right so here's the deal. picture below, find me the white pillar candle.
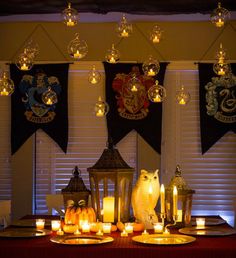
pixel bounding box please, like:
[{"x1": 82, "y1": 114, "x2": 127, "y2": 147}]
[
  {"x1": 51, "y1": 220, "x2": 61, "y2": 231},
  {"x1": 173, "y1": 186, "x2": 178, "y2": 217},
  {"x1": 160, "y1": 184, "x2": 165, "y2": 214},
  {"x1": 103, "y1": 197, "x2": 115, "y2": 222}
]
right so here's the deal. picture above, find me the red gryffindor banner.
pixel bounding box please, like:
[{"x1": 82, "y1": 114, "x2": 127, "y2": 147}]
[{"x1": 103, "y1": 62, "x2": 168, "y2": 154}]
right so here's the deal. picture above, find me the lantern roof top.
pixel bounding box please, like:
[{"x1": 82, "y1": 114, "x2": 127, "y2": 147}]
[
  {"x1": 166, "y1": 165, "x2": 195, "y2": 194},
  {"x1": 87, "y1": 139, "x2": 134, "y2": 171},
  {"x1": 62, "y1": 166, "x2": 90, "y2": 193}
]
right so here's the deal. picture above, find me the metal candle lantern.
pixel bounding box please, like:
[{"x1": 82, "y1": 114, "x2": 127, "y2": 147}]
[
  {"x1": 61, "y1": 166, "x2": 91, "y2": 208},
  {"x1": 87, "y1": 141, "x2": 134, "y2": 223},
  {"x1": 165, "y1": 165, "x2": 195, "y2": 228}
]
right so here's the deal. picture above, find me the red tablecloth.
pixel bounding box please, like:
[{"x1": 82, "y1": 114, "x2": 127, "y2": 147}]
[{"x1": 0, "y1": 215, "x2": 236, "y2": 258}]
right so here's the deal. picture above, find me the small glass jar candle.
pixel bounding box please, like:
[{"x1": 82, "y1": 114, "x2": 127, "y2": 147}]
[
  {"x1": 36, "y1": 219, "x2": 45, "y2": 230},
  {"x1": 81, "y1": 221, "x2": 90, "y2": 233},
  {"x1": 102, "y1": 223, "x2": 111, "y2": 233},
  {"x1": 51, "y1": 220, "x2": 61, "y2": 231},
  {"x1": 153, "y1": 222, "x2": 163, "y2": 233},
  {"x1": 124, "y1": 223, "x2": 133, "y2": 234},
  {"x1": 196, "y1": 218, "x2": 205, "y2": 229}
]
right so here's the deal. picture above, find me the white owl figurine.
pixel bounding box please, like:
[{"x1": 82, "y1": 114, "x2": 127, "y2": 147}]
[{"x1": 131, "y1": 169, "x2": 160, "y2": 229}]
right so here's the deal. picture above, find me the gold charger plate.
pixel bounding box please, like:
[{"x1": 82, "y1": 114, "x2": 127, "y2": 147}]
[
  {"x1": 10, "y1": 219, "x2": 51, "y2": 227},
  {"x1": 0, "y1": 228, "x2": 51, "y2": 238},
  {"x1": 132, "y1": 234, "x2": 196, "y2": 245},
  {"x1": 191, "y1": 218, "x2": 226, "y2": 226},
  {"x1": 179, "y1": 226, "x2": 236, "y2": 236},
  {"x1": 50, "y1": 235, "x2": 114, "y2": 245}
]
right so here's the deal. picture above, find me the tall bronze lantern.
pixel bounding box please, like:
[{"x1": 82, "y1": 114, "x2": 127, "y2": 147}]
[
  {"x1": 87, "y1": 141, "x2": 134, "y2": 223},
  {"x1": 165, "y1": 165, "x2": 195, "y2": 228}
]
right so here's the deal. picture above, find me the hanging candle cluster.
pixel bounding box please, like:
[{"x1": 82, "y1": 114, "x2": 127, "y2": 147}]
[
  {"x1": 150, "y1": 25, "x2": 163, "y2": 44},
  {"x1": 0, "y1": 71, "x2": 15, "y2": 96},
  {"x1": 210, "y1": 2, "x2": 230, "y2": 28},
  {"x1": 116, "y1": 14, "x2": 133, "y2": 38},
  {"x1": 68, "y1": 33, "x2": 88, "y2": 60},
  {"x1": 213, "y1": 43, "x2": 231, "y2": 76},
  {"x1": 62, "y1": 2, "x2": 78, "y2": 27},
  {"x1": 175, "y1": 85, "x2": 191, "y2": 105}
]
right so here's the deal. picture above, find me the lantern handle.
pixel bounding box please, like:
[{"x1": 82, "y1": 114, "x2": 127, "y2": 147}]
[{"x1": 73, "y1": 166, "x2": 81, "y2": 177}]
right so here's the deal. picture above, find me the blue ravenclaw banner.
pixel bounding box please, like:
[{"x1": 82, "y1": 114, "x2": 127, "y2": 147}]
[
  {"x1": 198, "y1": 63, "x2": 236, "y2": 154},
  {"x1": 10, "y1": 63, "x2": 70, "y2": 155},
  {"x1": 103, "y1": 62, "x2": 168, "y2": 154}
]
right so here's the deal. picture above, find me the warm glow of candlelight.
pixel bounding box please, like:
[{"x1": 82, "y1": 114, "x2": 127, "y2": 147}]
[
  {"x1": 103, "y1": 197, "x2": 115, "y2": 222},
  {"x1": 160, "y1": 184, "x2": 165, "y2": 214},
  {"x1": 121, "y1": 229, "x2": 128, "y2": 237},
  {"x1": 148, "y1": 69, "x2": 155, "y2": 76},
  {"x1": 21, "y1": 63, "x2": 29, "y2": 71},
  {"x1": 196, "y1": 218, "x2": 205, "y2": 229},
  {"x1": 125, "y1": 223, "x2": 133, "y2": 234},
  {"x1": 36, "y1": 219, "x2": 45, "y2": 230},
  {"x1": 121, "y1": 30, "x2": 129, "y2": 37},
  {"x1": 153, "y1": 222, "x2": 163, "y2": 233},
  {"x1": 51, "y1": 220, "x2": 61, "y2": 231},
  {"x1": 173, "y1": 186, "x2": 178, "y2": 217},
  {"x1": 73, "y1": 50, "x2": 82, "y2": 58},
  {"x1": 0, "y1": 88, "x2": 9, "y2": 96},
  {"x1": 102, "y1": 223, "x2": 112, "y2": 233},
  {"x1": 142, "y1": 229, "x2": 149, "y2": 236},
  {"x1": 216, "y1": 18, "x2": 224, "y2": 27}
]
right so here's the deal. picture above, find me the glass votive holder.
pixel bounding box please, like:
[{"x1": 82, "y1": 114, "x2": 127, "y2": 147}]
[
  {"x1": 51, "y1": 220, "x2": 61, "y2": 231},
  {"x1": 153, "y1": 222, "x2": 163, "y2": 233},
  {"x1": 102, "y1": 223, "x2": 111, "y2": 233},
  {"x1": 36, "y1": 219, "x2": 45, "y2": 230},
  {"x1": 81, "y1": 221, "x2": 90, "y2": 233},
  {"x1": 121, "y1": 229, "x2": 128, "y2": 237},
  {"x1": 196, "y1": 218, "x2": 205, "y2": 229},
  {"x1": 124, "y1": 223, "x2": 133, "y2": 234}
]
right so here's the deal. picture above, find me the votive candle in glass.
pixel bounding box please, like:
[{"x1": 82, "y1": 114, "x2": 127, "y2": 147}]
[
  {"x1": 121, "y1": 229, "x2": 128, "y2": 237},
  {"x1": 153, "y1": 222, "x2": 163, "y2": 233},
  {"x1": 102, "y1": 223, "x2": 111, "y2": 233},
  {"x1": 36, "y1": 219, "x2": 45, "y2": 230},
  {"x1": 124, "y1": 223, "x2": 133, "y2": 234},
  {"x1": 51, "y1": 220, "x2": 61, "y2": 231},
  {"x1": 196, "y1": 218, "x2": 205, "y2": 229},
  {"x1": 81, "y1": 221, "x2": 90, "y2": 233}
]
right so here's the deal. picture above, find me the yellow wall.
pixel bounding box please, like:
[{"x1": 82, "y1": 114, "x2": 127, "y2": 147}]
[{"x1": 0, "y1": 20, "x2": 235, "y2": 62}]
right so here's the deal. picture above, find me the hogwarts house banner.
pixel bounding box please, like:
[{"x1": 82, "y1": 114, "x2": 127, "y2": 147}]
[
  {"x1": 10, "y1": 63, "x2": 70, "y2": 155},
  {"x1": 104, "y1": 62, "x2": 168, "y2": 154},
  {"x1": 198, "y1": 63, "x2": 236, "y2": 154}
]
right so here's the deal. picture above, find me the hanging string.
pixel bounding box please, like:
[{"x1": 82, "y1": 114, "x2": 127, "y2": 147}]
[
  {"x1": 10, "y1": 23, "x2": 69, "y2": 62},
  {"x1": 134, "y1": 23, "x2": 166, "y2": 61},
  {"x1": 197, "y1": 21, "x2": 236, "y2": 64}
]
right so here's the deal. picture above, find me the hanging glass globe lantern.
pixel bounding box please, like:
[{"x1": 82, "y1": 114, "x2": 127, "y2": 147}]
[
  {"x1": 62, "y1": 2, "x2": 78, "y2": 27},
  {"x1": 117, "y1": 14, "x2": 133, "y2": 38},
  {"x1": 67, "y1": 33, "x2": 88, "y2": 60},
  {"x1": 148, "y1": 80, "x2": 166, "y2": 103},
  {"x1": 127, "y1": 74, "x2": 142, "y2": 93},
  {"x1": 213, "y1": 62, "x2": 231, "y2": 76},
  {"x1": 0, "y1": 71, "x2": 15, "y2": 96},
  {"x1": 142, "y1": 55, "x2": 160, "y2": 77},
  {"x1": 42, "y1": 87, "x2": 58, "y2": 105},
  {"x1": 105, "y1": 44, "x2": 120, "y2": 64},
  {"x1": 15, "y1": 48, "x2": 34, "y2": 71},
  {"x1": 210, "y1": 2, "x2": 230, "y2": 28},
  {"x1": 94, "y1": 96, "x2": 109, "y2": 117},
  {"x1": 150, "y1": 25, "x2": 163, "y2": 44},
  {"x1": 88, "y1": 65, "x2": 101, "y2": 85},
  {"x1": 175, "y1": 85, "x2": 191, "y2": 105}
]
